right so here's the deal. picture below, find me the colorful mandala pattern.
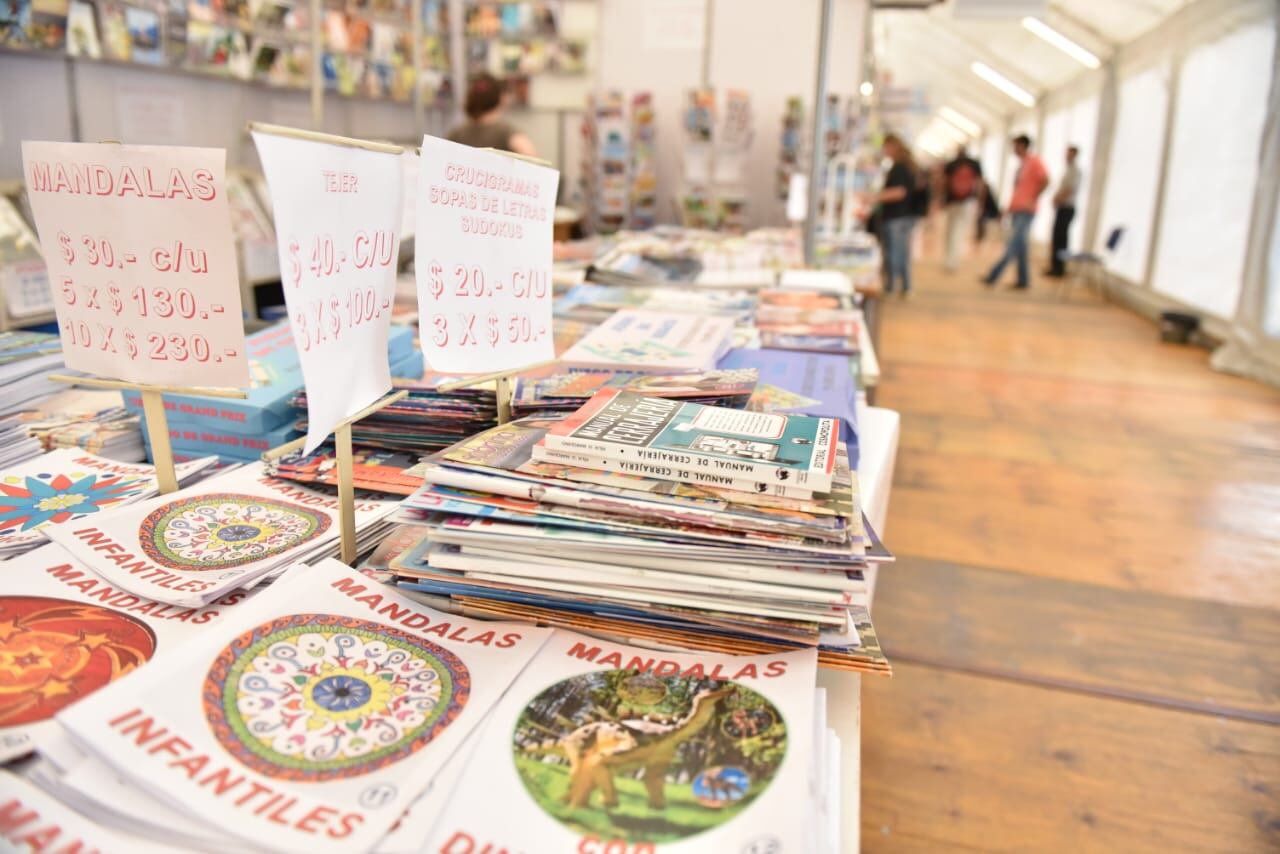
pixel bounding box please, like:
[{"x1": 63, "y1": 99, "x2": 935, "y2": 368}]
[
  {"x1": 0, "y1": 595, "x2": 157, "y2": 726},
  {"x1": 0, "y1": 470, "x2": 149, "y2": 537},
  {"x1": 203, "y1": 614, "x2": 470, "y2": 782},
  {"x1": 139, "y1": 493, "x2": 331, "y2": 571}
]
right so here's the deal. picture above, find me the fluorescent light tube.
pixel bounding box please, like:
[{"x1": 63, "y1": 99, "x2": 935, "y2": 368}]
[
  {"x1": 939, "y1": 106, "x2": 982, "y2": 137},
  {"x1": 1022, "y1": 17, "x2": 1101, "y2": 69},
  {"x1": 971, "y1": 61, "x2": 1036, "y2": 107}
]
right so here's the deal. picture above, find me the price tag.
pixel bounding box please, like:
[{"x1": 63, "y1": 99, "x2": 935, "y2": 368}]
[
  {"x1": 252, "y1": 130, "x2": 403, "y2": 454},
  {"x1": 20, "y1": 141, "x2": 248, "y2": 387},
  {"x1": 415, "y1": 136, "x2": 558, "y2": 373}
]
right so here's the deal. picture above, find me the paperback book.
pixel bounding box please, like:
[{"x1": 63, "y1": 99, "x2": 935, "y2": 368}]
[
  {"x1": 56, "y1": 559, "x2": 553, "y2": 853},
  {"x1": 0, "y1": 543, "x2": 260, "y2": 763},
  {"x1": 425, "y1": 632, "x2": 817, "y2": 853},
  {"x1": 46, "y1": 462, "x2": 399, "y2": 607},
  {"x1": 542, "y1": 389, "x2": 837, "y2": 492},
  {"x1": 558, "y1": 309, "x2": 735, "y2": 373}
]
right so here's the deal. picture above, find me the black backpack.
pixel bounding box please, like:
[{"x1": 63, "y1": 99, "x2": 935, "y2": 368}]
[{"x1": 908, "y1": 169, "x2": 931, "y2": 217}]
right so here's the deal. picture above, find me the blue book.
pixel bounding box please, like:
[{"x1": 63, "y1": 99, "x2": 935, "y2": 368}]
[
  {"x1": 124, "y1": 323, "x2": 418, "y2": 434},
  {"x1": 718, "y1": 347, "x2": 859, "y2": 465},
  {"x1": 144, "y1": 419, "x2": 301, "y2": 462}
]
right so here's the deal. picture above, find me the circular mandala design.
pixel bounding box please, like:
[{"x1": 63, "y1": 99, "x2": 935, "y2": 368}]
[
  {"x1": 139, "y1": 493, "x2": 331, "y2": 571},
  {"x1": 203, "y1": 614, "x2": 470, "y2": 782},
  {"x1": 0, "y1": 595, "x2": 156, "y2": 726}
]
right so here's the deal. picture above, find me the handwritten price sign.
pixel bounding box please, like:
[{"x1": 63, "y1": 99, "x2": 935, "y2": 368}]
[
  {"x1": 253, "y1": 130, "x2": 403, "y2": 454},
  {"x1": 21, "y1": 142, "x2": 247, "y2": 386},
  {"x1": 415, "y1": 136, "x2": 558, "y2": 373}
]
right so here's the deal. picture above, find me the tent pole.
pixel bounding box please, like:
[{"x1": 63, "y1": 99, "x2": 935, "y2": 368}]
[{"x1": 803, "y1": 0, "x2": 835, "y2": 266}]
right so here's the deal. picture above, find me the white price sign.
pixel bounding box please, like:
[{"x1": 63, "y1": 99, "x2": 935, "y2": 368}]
[
  {"x1": 252, "y1": 130, "x2": 404, "y2": 454},
  {"x1": 415, "y1": 136, "x2": 558, "y2": 374},
  {"x1": 21, "y1": 141, "x2": 248, "y2": 387}
]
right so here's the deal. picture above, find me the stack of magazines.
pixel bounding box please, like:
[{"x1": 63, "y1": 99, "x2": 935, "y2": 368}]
[
  {"x1": 395, "y1": 391, "x2": 890, "y2": 673},
  {"x1": 0, "y1": 330, "x2": 67, "y2": 417},
  {"x1": 511, "y1": 367, "x2": 758, "y2": 418}
]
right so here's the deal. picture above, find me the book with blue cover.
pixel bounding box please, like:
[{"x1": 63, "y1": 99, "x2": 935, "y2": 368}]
[
  {"x1": 123, "y1": 322, "x2": 419, "y2": 434},
  {"x1": 542, "y1": 388, "x2": 837, "y2": 491},
  {"x1": 718, "y1": 348, "x2": 859, "y2": 461}
]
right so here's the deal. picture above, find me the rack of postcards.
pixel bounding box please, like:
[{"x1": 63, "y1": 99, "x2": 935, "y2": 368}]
[
  {"x1": 0, "y1": 0, "x2": 458, "y2": 111},
  {"x1": 579, "y1": 90, "x2": 657, "y2": 235},
  {"x1": 463, "y1": 0, "x2": 587, "y2": 109},
  {"x1": 679, "y1": 88, "x2": 753, "y2": 233},
  {"x1": 777, "y1": 95, "x2": 804, "y2": 201}
]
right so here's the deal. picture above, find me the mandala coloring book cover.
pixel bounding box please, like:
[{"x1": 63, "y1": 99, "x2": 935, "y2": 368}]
[
  {"x1": 426, "y1": 632, "x2": 817, "y2": 853},
  {"x1": 0, "y1": 544, "x2": 259, "y2": 764},
  {"x1": 56, "y1": 559, "x2": 553, "y2": 853},
  {"x1": 0, "y1": 449, "x2": 218, "y2": 556},
  {"x1": 46, "y1": 462, "x2": 399, "y2": 607}
]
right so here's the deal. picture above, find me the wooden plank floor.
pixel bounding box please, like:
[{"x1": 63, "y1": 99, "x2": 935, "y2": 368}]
[{"x1": 862, "y1": 243, "x2": 1280, "y2": 852}]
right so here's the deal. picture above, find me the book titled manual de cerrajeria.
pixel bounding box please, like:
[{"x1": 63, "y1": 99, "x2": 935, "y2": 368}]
[{"x1": 541, "y1": 389, "x2": 837, "y2": 492}]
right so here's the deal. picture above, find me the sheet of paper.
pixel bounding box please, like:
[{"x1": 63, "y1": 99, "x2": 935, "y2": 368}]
[
  {"x1": 21, "y1": 141, "x2": 248, "y2": 387},
  {"x1": 415, "y1": 135, "x2": 558, "y2": 374},
  {"x1": 253, "y1": 131, "x2": 404, "y2": 454}
]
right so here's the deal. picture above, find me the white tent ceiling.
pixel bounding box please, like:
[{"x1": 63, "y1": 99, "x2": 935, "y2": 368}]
[{"x1": 874, "y1": 0, "x2": 1192, "y2": 150}]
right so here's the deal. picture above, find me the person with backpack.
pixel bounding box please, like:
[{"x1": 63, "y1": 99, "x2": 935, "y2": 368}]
[
  {"x1": 982, "y1": 134, "x2": 1049, "y2": 290},
  {"x1": 942, "y1": 147, "x2": 984, "y2": 273},
  {"x1": 876, "y1": 133, "x2": 922, "y2": 296}
]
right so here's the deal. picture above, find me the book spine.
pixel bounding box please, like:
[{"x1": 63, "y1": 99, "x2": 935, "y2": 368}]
[
  {"x1": 531, "y1": 444, "x2": 814, "y2": 499},
  {"x1": 542, "y1": 430, "x2": 830, "y2": 491}
]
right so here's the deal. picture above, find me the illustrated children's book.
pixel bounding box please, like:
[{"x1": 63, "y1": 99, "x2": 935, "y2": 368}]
[
  {"x1": 0, "y1": 543, "x2": 260, "y2": 763},
  {"x1": 0, "y1": 448, "x2": 218, "y2": 557},
  {"x1": 542, "y1": 389, "x2": 838, "y2": 492},
  {"x1": 559, "y1": 309, "x2": 735, "y2": 374},
  {"x1": 425, "y1": 631, "x2": 817, "y2": 853},
  {"x1": 56, "y1": 559, "x2": 552, "y2": 853},
  {"x1": 46, "y1": 461, "x2": 399, "y2": 607}
]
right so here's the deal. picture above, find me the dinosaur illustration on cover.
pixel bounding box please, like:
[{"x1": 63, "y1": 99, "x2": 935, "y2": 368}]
[{"x1": 556, "y1": 684, "x2": 734, "y2": 810}]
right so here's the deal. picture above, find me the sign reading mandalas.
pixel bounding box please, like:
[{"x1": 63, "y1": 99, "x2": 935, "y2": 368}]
[
  {"x1": 0, "y1": 449, "x2": 218, "y2": 558},
  {"x1": 0, "y1": 544, "x2": 257, "y2": 764},
  {"x1": 46, "y1": 462, "x2": 399, "y2": 608},
  {"x1": 204, "y1": 613, "x2": 469, "y2": 781},
  {"x1": 425, "y1": 634, "x2": 818, "y2": 853},
  {"x1": 140, "y1": 493, "x2": 331, "y2": 571},
  {"x1": 56, "y1": 560, "x2": 552, "y2": 853},
  {"x1": 512, "y1": 671, "x2": 786, "y2": 844}
]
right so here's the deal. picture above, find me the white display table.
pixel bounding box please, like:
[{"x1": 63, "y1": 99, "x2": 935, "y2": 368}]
[{"x1": 817, "y1": 404, "x2": 900, "y2": 853}]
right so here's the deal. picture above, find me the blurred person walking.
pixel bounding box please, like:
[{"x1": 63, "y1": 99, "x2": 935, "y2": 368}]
[
  {"x1": 1045, "y1": 145, "x2": 1082, "y2": 278},
  {"x1": 942, "y1": 147, "x2": 984, "y2": 272},
  {"x1": 982, "y1": 134, "x2": 1048, "y2": 290},
  {"x1": 876, "y1": 133, "x2": 924, "y2": 296}
]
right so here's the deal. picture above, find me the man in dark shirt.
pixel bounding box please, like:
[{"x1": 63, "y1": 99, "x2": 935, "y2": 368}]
[{"x1": 942, "y1": 148, "x2": 983, "y2": 273}]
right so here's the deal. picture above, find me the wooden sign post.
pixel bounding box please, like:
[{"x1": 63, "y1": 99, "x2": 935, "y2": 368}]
[
  {"x1": 249, "y1": 122, "x2": 409, "y2": 565},
  {"x1": 22, "y1": 140, "x2": 251, "y2": 492}
]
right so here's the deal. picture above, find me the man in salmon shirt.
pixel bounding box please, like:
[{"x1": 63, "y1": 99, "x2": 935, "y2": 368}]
[{"x1": 982, "y1": 134, "x2": 1049, "y2": 290}]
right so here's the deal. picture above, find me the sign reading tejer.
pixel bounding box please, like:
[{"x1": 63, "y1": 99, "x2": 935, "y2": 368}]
[
  {"x1": 21, "y1": 141, "x2": 248, "y2": 387},
  {"x1": 252, "y1": 129, "x2": 403, "y2": 454},
  {"x1": 415, "y1": 136, "x2": 558, "y2": 373}
]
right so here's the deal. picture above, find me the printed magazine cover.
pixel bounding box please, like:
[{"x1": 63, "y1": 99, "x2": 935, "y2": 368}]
[
  {"x1": 426, "y1": 631, "x2": 817, "y2": 852},
  {"x1": 545, "y1": 389, "x2": 837, "y2": 491},
  {"x1": 46, "y1": 462, "x2": 399, "y2": 606},
  {"x1": 56, "y1": 559, "x2": 553, "y2": 853},
  {"x1": 559, "y1": 310, "x2": 735, "y2": 373},
  {"x1": 0, "y1": 543, "x2": 260, "y2": 763}
]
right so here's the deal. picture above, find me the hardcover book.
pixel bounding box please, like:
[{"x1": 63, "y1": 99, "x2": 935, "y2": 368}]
[
  {"x1": 558, "y1": 309, "x2": 735, "y2": 374},
  {"x1": 56, "y1": 559, "x2": 552, "y2": 853},
  {"x1": 425, "y1": 632, "x2": 817, "y2": 853},
  {"x1": 543, "y1": 389, "x2": 837, "y2": 491}
]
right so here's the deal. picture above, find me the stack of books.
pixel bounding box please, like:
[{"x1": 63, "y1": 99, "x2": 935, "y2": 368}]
[
  {"x1": 511, "y1": 367, "x2": 758, "y2": 419},
  {"x1": 292, "y1": 372, "x2": 495, "y2": 455},
  {"x1": 0, "y1": 330, "x2": 67, "y2": 417},
  {"x1": 753, "y1": 288, "x2": 861, "y2": 354},
  {"x1": 124, "y1": 322, "x2": 422, "y2": 464},
  {"x1": 0, "y1": 413, "x2": 44, "y2": 468},
  {"x1": 23, "y1": 405, "x2": 145, "y2": 461},
  {"x1": 7, "y1": 549, "x2": 837, "y2": 852},
  {"x1": 395, "y1": 391, "x2": 890, "y2": 673}
]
